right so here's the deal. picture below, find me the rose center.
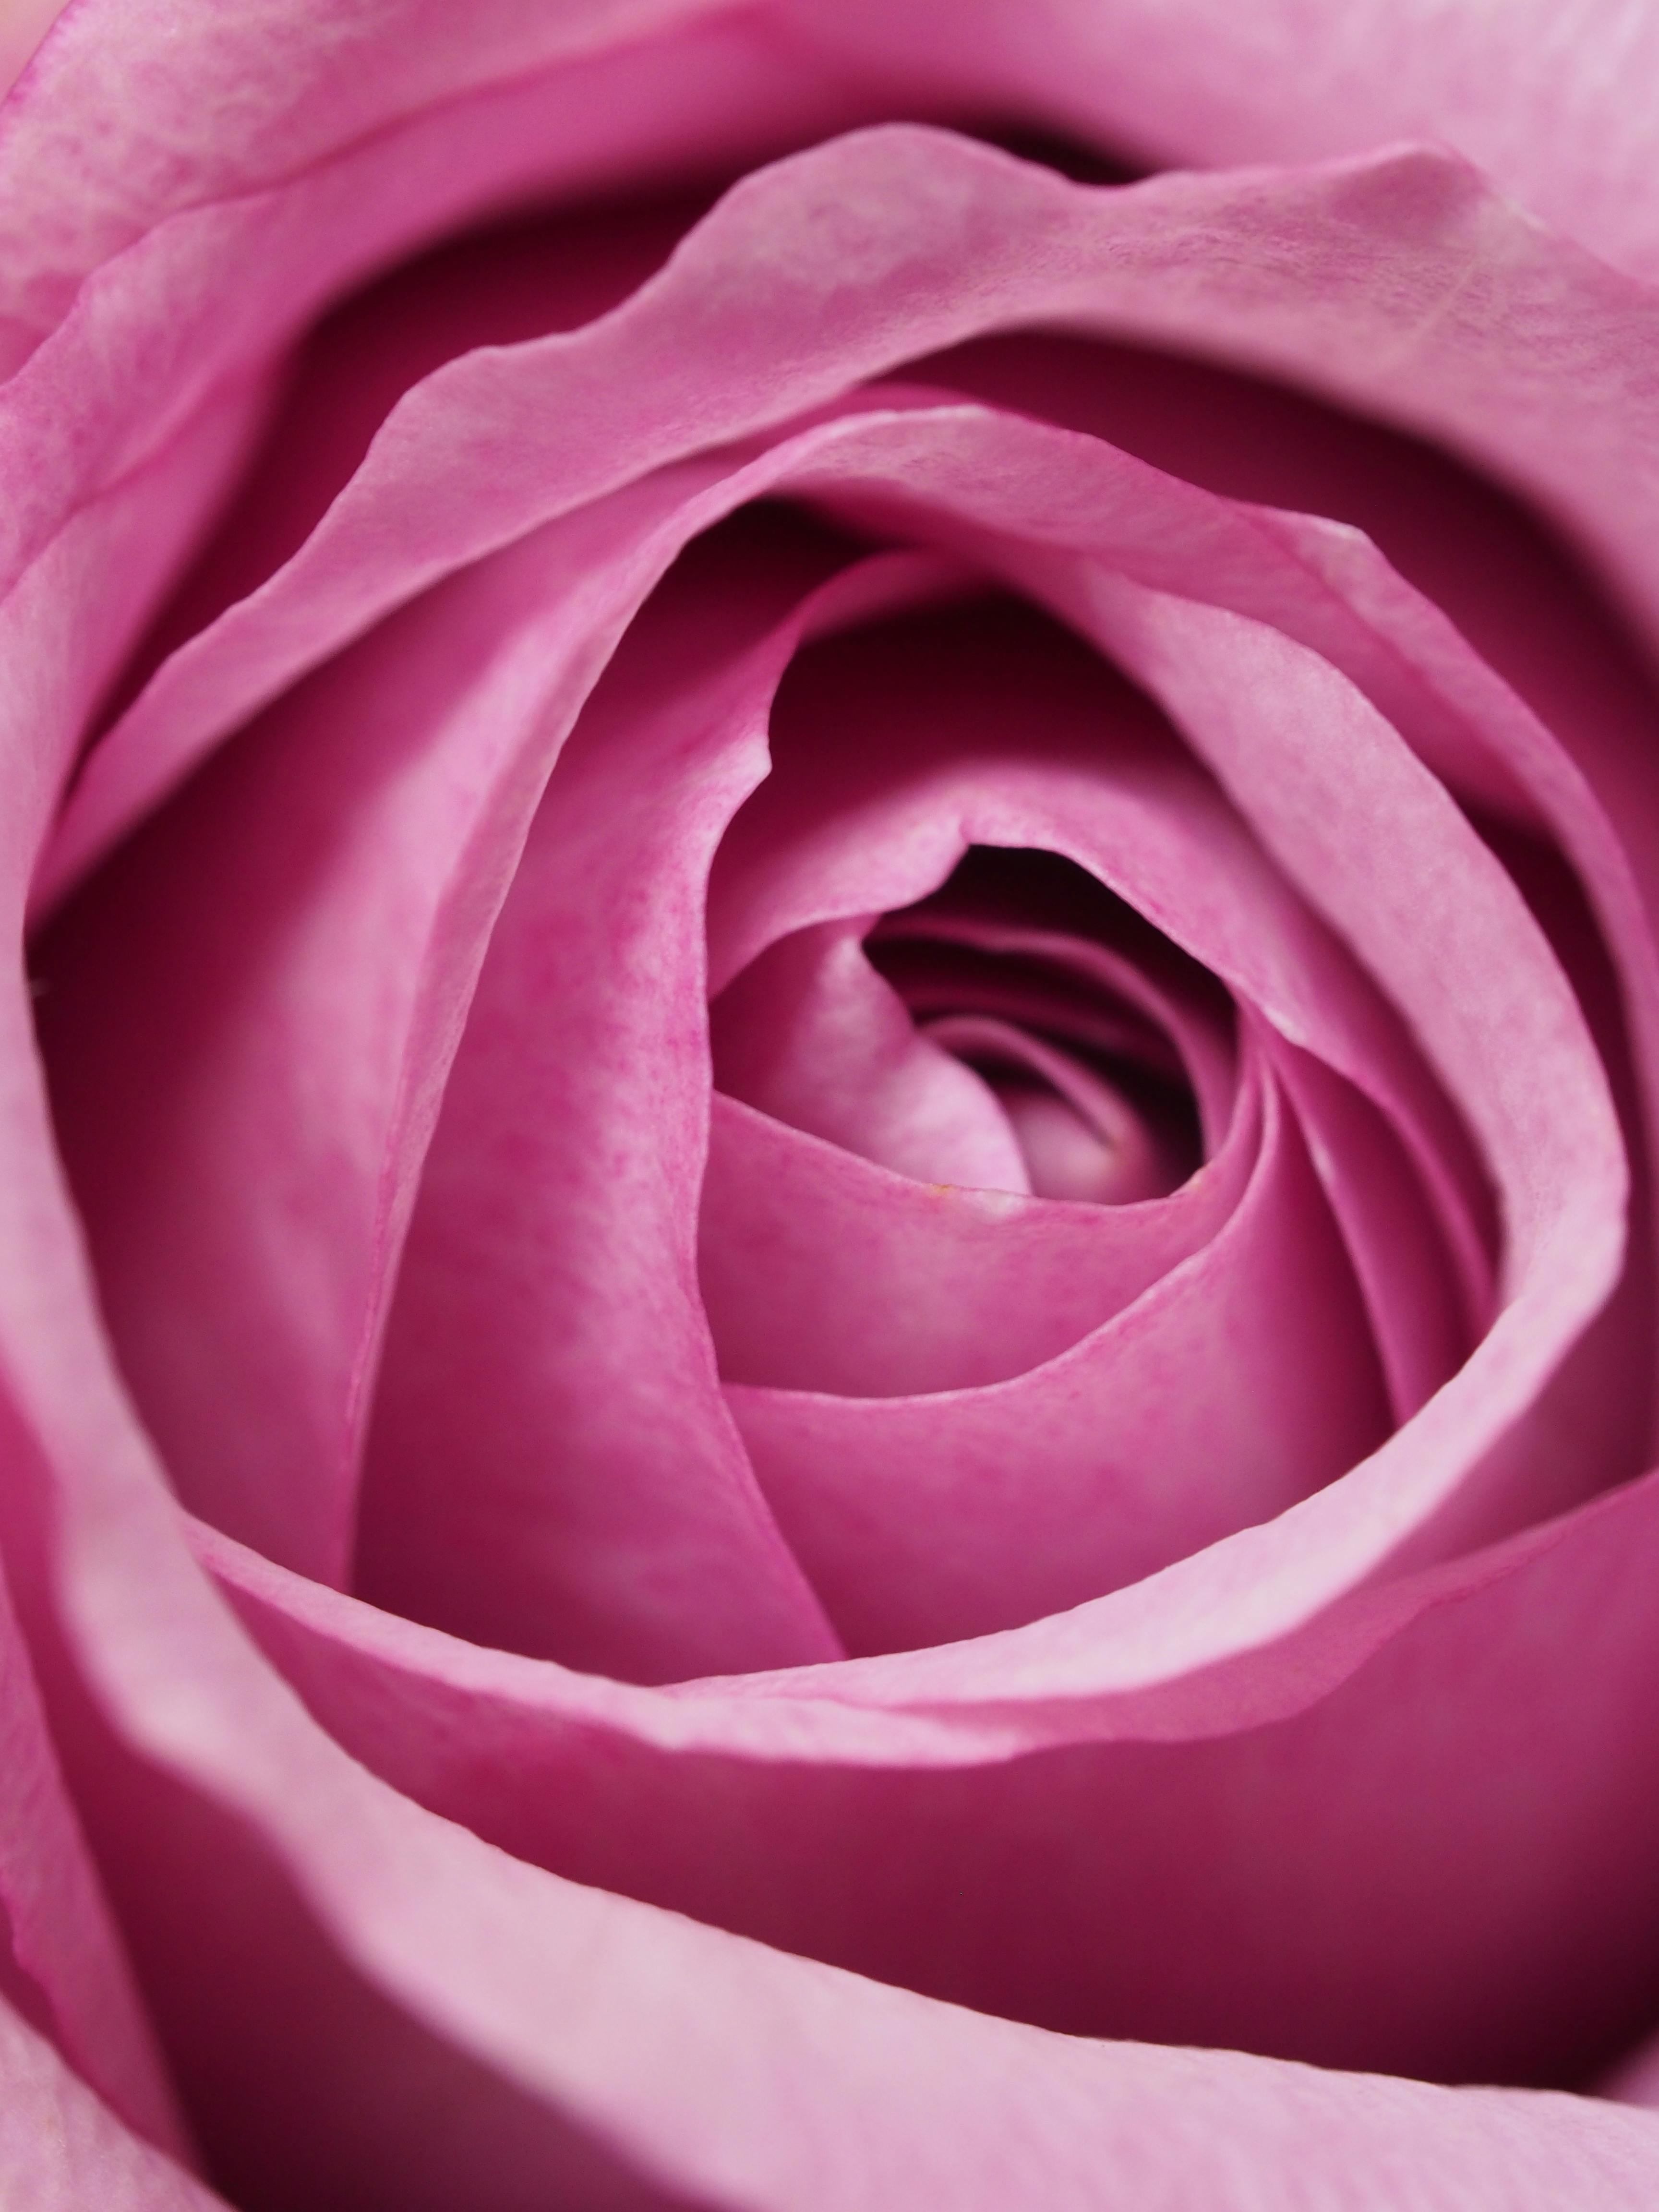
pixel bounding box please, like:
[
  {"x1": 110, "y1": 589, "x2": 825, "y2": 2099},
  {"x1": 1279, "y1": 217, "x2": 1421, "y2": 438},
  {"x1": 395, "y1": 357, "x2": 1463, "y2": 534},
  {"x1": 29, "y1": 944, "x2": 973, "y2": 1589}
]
[{"x1": 710, "y1": 847, "x2": 1212, "y2": 1206}]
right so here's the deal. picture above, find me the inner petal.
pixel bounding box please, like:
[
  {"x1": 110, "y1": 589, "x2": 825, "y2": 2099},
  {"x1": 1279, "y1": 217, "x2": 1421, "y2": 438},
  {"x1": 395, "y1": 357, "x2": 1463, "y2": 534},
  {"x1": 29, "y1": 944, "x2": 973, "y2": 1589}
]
[
  {"x1": 709, "y1": 919, "x2": 1032, "y2": 1194},
  {"x1": 920, "y1": 1013, "x2": 1172, "y2": 1204},
  {"x1": 712, "y1": 840, "x2": 1217, "y2": 1210}
]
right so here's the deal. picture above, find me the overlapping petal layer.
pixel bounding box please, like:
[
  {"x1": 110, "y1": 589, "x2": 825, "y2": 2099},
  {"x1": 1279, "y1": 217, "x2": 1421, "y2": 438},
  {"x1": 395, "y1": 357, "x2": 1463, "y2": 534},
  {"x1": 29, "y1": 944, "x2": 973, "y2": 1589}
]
[
  {"x1": 0, "y1": 1994, "x2": 223, "y2": 2211},
  {"x1": 779, "y1": 0, "x2": 1659, "y2": 278},
  {"x1": 4, "y1": 48, "x2": 1659, "y2": 2212}
]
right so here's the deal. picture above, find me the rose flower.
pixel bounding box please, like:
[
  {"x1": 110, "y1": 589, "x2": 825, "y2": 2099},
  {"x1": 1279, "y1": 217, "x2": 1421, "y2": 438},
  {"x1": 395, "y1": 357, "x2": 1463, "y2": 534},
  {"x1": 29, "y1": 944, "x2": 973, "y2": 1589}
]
[{"x1": 5, "y1": 2, "x2": 1659, "y2": 2206}]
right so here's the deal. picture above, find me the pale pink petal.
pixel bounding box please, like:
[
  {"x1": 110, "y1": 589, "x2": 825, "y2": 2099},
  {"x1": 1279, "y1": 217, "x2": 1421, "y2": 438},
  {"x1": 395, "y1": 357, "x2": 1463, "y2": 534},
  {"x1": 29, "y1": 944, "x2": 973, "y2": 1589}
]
[
  {"x1": 783, "y1": 0, "x2": 1659, "y2": 278},
  {"x1": 917, "y1": 1012, "x2": 1171, "y2": 1202},
  {"x1": 0, "y1": 1549, "x2": 188, "y2": 2156},
  {"x1": 354, "y1": 525, "x2": 887, "y2": 1676},
  {"x1": 0, "y1": 1993, "x2": 226, "y2": 2211},
  {"x1": 733, "y1": 1041, "x2": 1388, "y2": 1650},
  {"x1": 699, "y1": 1073, "x2": 1255, "y2": 1396},
  {"x1": 711, "y1": 920, "x2": 1034, "y2": 1193},
  {"x1": 876, "y1": 908, "x2": 1240, "y2": 1151},
  {"x1": 44, "y1": 132, "x2": 1659, "y2": 907},
  {"x1": 194, "y1": 1456, "x2": 1659, "y2": 2091}
]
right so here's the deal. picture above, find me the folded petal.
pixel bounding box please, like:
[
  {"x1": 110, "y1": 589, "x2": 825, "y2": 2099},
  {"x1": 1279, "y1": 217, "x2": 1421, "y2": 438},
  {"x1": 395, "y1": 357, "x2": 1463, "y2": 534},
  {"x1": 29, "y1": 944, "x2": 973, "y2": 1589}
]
[
  {"x1": 41, "y1": 480, "x2": 738, "y2": 1587},
  {"x1": 0, "y1": 0, "x2": 862, "y2": 372},
  {"x1": 915, "y1": 338, "x2": 1659, "y2": 1355},
  {"x1": 698, "y1": 1073, "x2": 1253, "y2": 1396},
  {"x1": 781, "y1": 0, "x2": 1659, "y2": 277},
  {"x1": 0, "y1": 1543, "x2": 187, "y2": 2156},
  {"x1": 45, "y1": 130, "x2": 1659, "y2": 905},
  {"x1": 711, "y1": 919, "x2": 1034, "y2": 1192},
  {"x1": 356, "y1": 523, "x2": 898, "y2": 1675},
  {"x1": 0, "y1": 1993, "x2": 225, "y2": 2211},
  {"x1": 196, "y1": 1453, "x2": 1659, "y2": 2091},
  {"x1": 734, "y1": 1040, "x2": 1387, "y2": 1650}
]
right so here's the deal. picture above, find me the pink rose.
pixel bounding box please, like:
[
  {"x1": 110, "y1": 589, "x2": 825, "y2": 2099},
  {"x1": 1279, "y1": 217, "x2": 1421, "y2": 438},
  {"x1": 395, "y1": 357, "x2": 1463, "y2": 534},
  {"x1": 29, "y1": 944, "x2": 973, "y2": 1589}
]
[{"x1": 7, "y1": 1, "x2": 1659, "y2": 2204}]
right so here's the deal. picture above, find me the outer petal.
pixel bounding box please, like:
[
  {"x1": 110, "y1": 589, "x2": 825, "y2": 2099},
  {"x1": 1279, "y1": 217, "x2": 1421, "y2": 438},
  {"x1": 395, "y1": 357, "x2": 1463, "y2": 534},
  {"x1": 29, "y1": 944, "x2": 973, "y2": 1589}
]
[
  {"x1": 0, "y1": 0, "x2": 867, "y2": 369},
  {"x1": 7, "y1": 643, "x2": 1648, "y2": 2179},
  {"x1": 26, "y1": 1471, "x2": 1659, "y2": 2206},
  {"x1": 783, "y1": 0, "x2": 1659, "y2": 280},
  {"x1": 0, "y1": 1058, "x2": 1645, "y2": 2204},
  {"x1": 0, "y1": 1993, "x2": 226, "y2": 2211},
  {"x1": 0, "y1": 1542, "x2": 186, "y2": 2155},
  {"x1": 12, "y1": 0, "x2": 1659, "y2": 307},
  {"x1": 41, "y1": 131, "x2": 1659, "y2": 912},
  {"x1": 195, "y1": 1452, "x2": 1659, "y2": 2089}
]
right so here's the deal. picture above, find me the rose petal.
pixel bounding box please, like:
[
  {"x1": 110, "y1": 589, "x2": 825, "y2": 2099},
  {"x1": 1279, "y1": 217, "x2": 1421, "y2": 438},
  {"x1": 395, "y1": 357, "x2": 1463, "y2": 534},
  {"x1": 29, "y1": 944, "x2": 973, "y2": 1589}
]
[
  {"x1": 44, "y1": 131, "x2": 1659, "y2": 907},
  {"x1": 915, "y1": 1012, "x2": 1172, "y2": 1202},
  {"x1": 0, "y1": 0, "x2": 868, "y2": 372},
  {"x1": 0, "y1": 1539, "x2": 188, "y2": 2156},
  {"x1": 699, "y1": 1074, "x2": 1255, "y2": 1396},
  {"x1": 710, "y1": 919, "x2": 1034, "y2": 1192},
  {"x1": 355, "y1": 523, "x2": 892, "y2": 1676},
  {"x1": 6, "y1": 76, "x2": 1659, "y2": 2190},
  {"x1": 781, "y1": 0, "x2": 1659, "y2": 276},
  {"x1": 915, "y1": 336, "x2": 1659, "y2": 1402},
  {"x1": 0, "y1": 1992, "x2": 225, "y2": 2210},
  {"x1": 41, "y1": 478, "x2": 733, "y2": 1586},
  {"x1": 194, "y1": 1454, "x2": 1659, "y2": 2089},
  {"x1": 875, "y1": 907, "x2": 1240, "y2": 1151},
  {"x1": 1265, "y1": 1038, "x2": 1471, "y2": 1423},
  {"x1": 733, "y1": 1032, "x2": 1388, "y2": 1651},
  {"x1": 38, "y1": 382, "x2": 1620, "y2": 1703},
  {"x1": 709, "y1": 577, "x2": 1491, "y2": 1325},
  {"x1": 102, "y1": 193, "x2": 727, "y2": 729},
  {"x1": 1070, "y1": 574, "x2": 1627, "y2": 1537}
]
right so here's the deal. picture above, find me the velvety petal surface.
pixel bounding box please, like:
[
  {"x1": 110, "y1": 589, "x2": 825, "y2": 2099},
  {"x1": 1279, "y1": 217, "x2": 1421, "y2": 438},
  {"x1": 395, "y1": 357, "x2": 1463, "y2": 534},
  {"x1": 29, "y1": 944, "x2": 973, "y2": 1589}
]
[
  {"x1": 0, "y1": 1993, "x2": 226, "y2": 2212},
  {"x1": 0, "y1": 1544, "x2": 186, "y2": 2155},
  {"x1": 734, "y1": 1045, "x2": 1386, "y2": 1650},
  {"x1": 41, "y1": 129, "x2": 1659, "y2": 915},
  {"x1": 781, "y1": 0, "x2": 1659, "y2": 276},
  {"x1": 0, "y1": 0, "x2": 878, "y2": 378},
  {"x1": 698, "y1": 1070, "x2": 1254, "y2": 1397},
  {"x1": 41, "y1": 474, "x2": 752, "y2": 1588},
  {"x1": 193, "y1": 1448, "x2": 1659, "y2": 2092},
  {"x1": 355, "y1": 527, "x2": 916, "y2": 1676},
  {"x1": 5, "y1": 22, "x2": 1659, "y2": 2201}
]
